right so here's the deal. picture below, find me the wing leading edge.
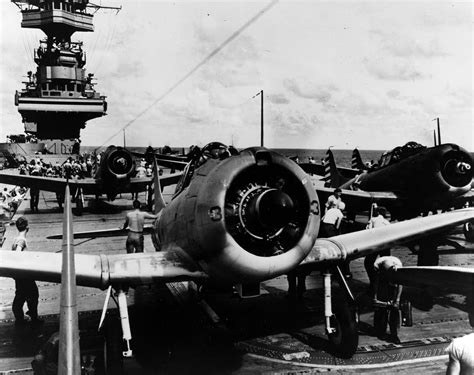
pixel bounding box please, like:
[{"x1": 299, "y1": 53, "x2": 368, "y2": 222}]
[
  {"x1": 386, "y1": 266, "x2": 474, "y2": 292},
  {"x1": 0, "y1": 172, "x2": 181, "y2": 195},
  {"x1": 0, "y1": 250, "x2": 208, "y2": 289},
  {"x1": 301, "y1": 208, "x2": 474, "y2": 268}
]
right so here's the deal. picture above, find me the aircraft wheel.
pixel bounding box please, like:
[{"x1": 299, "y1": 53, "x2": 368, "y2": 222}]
[
  {"x1": 76, "y1": 197, "x2": 83, "y2": 216},
  {"x1": 463, "y1": 221, "x2": 474, "y2": 243},
  {"x1": 417, "y1": 242, "x2": 439, "y2": 266},
  {"x1": 102, "y1": 317, "x2": 124, "y2": 375},
  {"x1": 327, "y1": 301, "x2": 358, "y2": 358}
]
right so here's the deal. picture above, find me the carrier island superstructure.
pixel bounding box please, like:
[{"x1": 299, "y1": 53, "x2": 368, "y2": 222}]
[{"x1": 11, "y1": 0, "x2": 117, "y2": 146}]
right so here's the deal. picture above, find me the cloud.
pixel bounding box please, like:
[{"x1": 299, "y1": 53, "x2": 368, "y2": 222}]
[
  {"x1": 370, "y1": 29, "x2": 448, "y2": 58},
  {"x1": 159, "y1": 88, "x2": 212, "y2": 124},
  {"x1": 386, "y1": 89, "x2": 400, "y2": 99},
  {"x1": 267, "y1": 94, "x2": 289, "y2": 105},
  {"x1": 364, "y1": 57, "x2": 427, "y2": 81},
  {"x1": 283, "y1": 78, "x2": 338, "y2": 104}
]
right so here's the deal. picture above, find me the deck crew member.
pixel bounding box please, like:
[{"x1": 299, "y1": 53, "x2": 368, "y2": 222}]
[
  {"x1": 0, "y1": 195, "x2": 10, "y2": 221},
  {"x1": 321, "y1": 200, "x2": 352, "y2": 278},
  {"x1": 372, "y1": 255, "x2": 403, "y2": 344},
  {"x1": 11, "y1": 217, "x2": 43, "y2": 326},
  {"x1": 29, "y1": 161, "x2": 41, "y2": 212},
  {"x1": 325, "y1": 188, "x2": 344, "y2": 213},
  {"x1": 364, "y1": 206, "x2": 391, "y2": 296},
  {"x1": 320, "y1": 201, "x2": 343, "y2": 237},
  {"x1": 122, "y1": 200, "x2": 158, "y2": 253},
  {"x1": 288, "y1": 201, "x2": 344, "y2": 299},
  {"x1": 445, "y1": 332, "x2": 474, "y2": 375}
]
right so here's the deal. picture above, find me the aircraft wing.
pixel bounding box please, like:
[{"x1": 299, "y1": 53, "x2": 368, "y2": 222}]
[
  {"x1": 315, "y1": 185, "x2": 399, "y2": 212},
  {"x1": 450, "y1": 189, "x2": 474, "y2": 207},
  {"x1": 128, "y1": 173, "x2": 182, "y2": 191},
  {"x1": 0, "y1": 249, "x2": 208, "y2": 289},
  {"x1": 300, "y1": 208, "x2": 474, "y2": 268},
  {"x1": 0, "y1": 172, "x2": 181, "y2": 195},
  {"x1": 155, "y1": 157, "x2": 189, "y2": 171},
  {"x1": 0, "y1": 172, "x2": 91, "y2": 193},
  {"x1": 386, "y1": 266, "x2": 474, "y2": 292}
]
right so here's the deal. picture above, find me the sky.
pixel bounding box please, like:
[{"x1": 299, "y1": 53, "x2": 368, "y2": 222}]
[{"x1": 0, "y1": 0, "x2": 472, "y2": 150}]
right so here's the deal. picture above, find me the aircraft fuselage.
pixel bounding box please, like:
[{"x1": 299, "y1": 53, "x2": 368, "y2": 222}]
[
  {"x1": 152, "y1": 147, "x2": 320, "y2": 284},
  {"x1": 341, "y1": 143, "x2": 472, "y2": 214}
]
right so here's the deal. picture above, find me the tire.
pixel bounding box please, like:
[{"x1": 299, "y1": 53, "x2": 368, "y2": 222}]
[
  {"x1": 75, "y1": 195, "x2": 83, "y2": 216},
  {"x1": 102, "y1": 317, "x2": 124, "y2": 375},
  {"x1": 464, "y1": 221, "x2": 474, "y2": 243},
  {"x1": 327, "y1": 301, "x2": 358, "y2": 358}
]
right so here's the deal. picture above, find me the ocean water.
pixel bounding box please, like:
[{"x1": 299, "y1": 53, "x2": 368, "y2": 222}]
[{"x1": 81, "y1": 146, "x2": 384, "y2": 169}]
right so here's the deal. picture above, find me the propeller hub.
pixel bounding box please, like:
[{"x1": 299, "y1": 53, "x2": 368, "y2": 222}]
[
  {"x1": 457, "y1": 162, "x2": 471, "y2": 174},
  {"x1": 255, "y1": 189, "x2": 295, "y2": 229}
]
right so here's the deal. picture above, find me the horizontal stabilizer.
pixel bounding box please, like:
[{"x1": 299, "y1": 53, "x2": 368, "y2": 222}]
[{"x1": 46, "y1": 224, "x2": 154, "y2": 239}]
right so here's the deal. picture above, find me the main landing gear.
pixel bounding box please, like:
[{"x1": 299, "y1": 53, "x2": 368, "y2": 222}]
[
  {"x1": 464, "y1": 221, "x2": 474, "y2": 243},
  {"x1": 100, "y1": 287, "x2": 140, "y2": 375},
  {"x1": 323, "y1": 266, "x2": 358, "y2": 358},
  {"x1": 71, "y1": 187, "x2": 84, "y2": 215}
]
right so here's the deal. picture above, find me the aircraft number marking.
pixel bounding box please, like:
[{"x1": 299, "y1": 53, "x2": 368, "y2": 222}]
[
  {"x1": 209, "y1": 206, "x2": 222, "y2": 221},
  {"x1": 310, "y1": 200, "x2": 319, "y2": 215}
]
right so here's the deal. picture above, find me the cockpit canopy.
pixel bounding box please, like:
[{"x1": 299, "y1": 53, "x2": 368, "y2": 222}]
[
  {"x1": 173, "y1": 142, "x2": 239, "y2": 197},
  {"x1": 378, "y1": 141, "x2": 426, "y2": 168}
]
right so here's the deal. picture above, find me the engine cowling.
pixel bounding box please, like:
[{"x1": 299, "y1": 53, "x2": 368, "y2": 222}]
[
  {"x1": 154, "y1": 147, "x2": 320, "y2": 284},
  {"x1": 440, "y1": 146, "x2": 473, "y2": 189},
  {"x1": 98, "y1": 146, "x2": 136, "y2": 181},
  {"x1": 355, "y1": 144, "x2": 473, "y2": 204}
]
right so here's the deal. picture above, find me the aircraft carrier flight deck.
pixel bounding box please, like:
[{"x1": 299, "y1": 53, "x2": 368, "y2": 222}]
[{"x1": 0, "y1": 188, "x2": 472, "y2": 374}]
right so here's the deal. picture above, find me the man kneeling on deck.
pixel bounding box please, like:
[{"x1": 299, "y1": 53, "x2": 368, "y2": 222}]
[{"x1": 372, "y1": 255, "x2": 403, "y2": 344}]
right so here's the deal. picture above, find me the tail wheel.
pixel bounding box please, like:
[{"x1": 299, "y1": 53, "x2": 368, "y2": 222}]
[{"x1": 328, "y1": 301, "x2": 358, "y2": 358}]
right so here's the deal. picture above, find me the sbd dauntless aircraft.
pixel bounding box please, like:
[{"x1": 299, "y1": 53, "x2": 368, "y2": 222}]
[
  {"x1": 1, "y1": 144, "x2": 473, "y2": 365},
  {"x1": 0, "y1": 145, "x2": 181, "y2": 211},
  {"x1": 310, "y1": 142, "x2": 473, "y2": 221}
]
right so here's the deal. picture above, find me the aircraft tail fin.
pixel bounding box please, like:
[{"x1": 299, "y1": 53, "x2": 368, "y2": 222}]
[
  {"x1": 58, "y1": 185, "x2": 81, "y2": 374},
  {"x1": 323, "y1": 149, "x2": 347, "y2": 188},
  {"x1": 351, "y1": 148, "x2": 365, "y2": 170},
  {"x1": 148, "y1": 157, "x2": 166, "y2": 214}
]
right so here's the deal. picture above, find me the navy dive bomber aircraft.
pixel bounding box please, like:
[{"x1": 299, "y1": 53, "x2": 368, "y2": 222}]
[
  {"x1": 0, "y1": 145, "x2": 181, "y2": 212},
  {"x1": 312, "y1": 142, "x2": 473, "y2": 220},
  {"x1": 1, "y1": 144, "x2": 473, "y2": 366}
]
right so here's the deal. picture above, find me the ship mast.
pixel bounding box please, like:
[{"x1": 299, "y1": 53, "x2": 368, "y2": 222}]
[{"x1": 11, "y1": 0, "x2": 120, "y2": 140}]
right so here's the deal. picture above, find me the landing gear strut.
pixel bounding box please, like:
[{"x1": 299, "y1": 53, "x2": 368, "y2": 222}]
[
  {"x1": 323, "y1": 267, "x2": 358, "y2": 358},
  {"x1": 101, "y1": 288, "x2": 139, "y2": 375},
  {"x1": 75, "y1": 187, "x2": 84, "y2": 215}
]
